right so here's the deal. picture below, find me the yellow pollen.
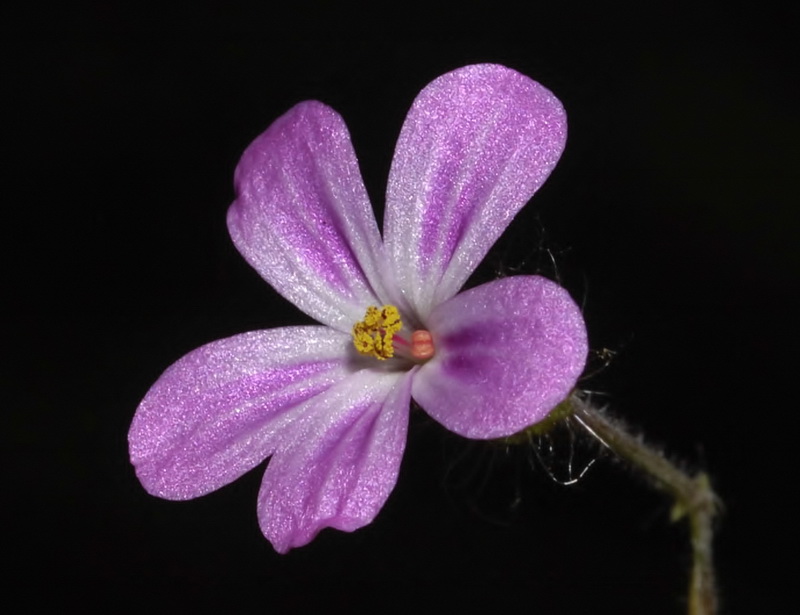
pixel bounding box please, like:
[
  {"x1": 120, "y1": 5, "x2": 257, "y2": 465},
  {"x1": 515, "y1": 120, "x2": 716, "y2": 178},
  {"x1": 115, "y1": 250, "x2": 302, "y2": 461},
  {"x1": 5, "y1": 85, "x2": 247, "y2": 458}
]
[{"x1": 352, "y1": 305, "x2": 402, "y2": 360}]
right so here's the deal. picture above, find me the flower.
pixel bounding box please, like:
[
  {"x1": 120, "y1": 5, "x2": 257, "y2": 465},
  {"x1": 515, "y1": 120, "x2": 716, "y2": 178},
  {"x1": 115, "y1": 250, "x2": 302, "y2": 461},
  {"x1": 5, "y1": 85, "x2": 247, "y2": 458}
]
[{"x1": 128, "y1": 64, "x2": 588, "y2": 553}]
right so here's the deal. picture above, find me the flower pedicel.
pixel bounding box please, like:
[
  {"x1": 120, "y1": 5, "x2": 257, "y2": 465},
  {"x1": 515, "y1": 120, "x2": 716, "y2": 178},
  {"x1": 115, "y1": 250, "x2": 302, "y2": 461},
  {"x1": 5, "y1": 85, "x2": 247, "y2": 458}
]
[{"x1": 128, "y1": 64, "x2": 587, "y2": 553}]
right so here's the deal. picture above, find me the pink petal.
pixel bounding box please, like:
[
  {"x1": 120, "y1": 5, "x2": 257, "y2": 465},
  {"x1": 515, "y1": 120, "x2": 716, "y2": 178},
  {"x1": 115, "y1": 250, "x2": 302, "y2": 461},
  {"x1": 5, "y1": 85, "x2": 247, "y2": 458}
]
[
  {"x1": 228, "y1": 101, "x2": 394, "y2": 332},
  {"x1": 385, "y1": 64, "x2": 567, "y2": 319},
  {"x1": 412, "y1": 276, "x2": 587, "y2": 439},
  {"x1": 129, "y1": 327, "x2": 354, "y2": 500},
  {"x1": 257, "y1": 368, "x2": 414, "y2": 553}
]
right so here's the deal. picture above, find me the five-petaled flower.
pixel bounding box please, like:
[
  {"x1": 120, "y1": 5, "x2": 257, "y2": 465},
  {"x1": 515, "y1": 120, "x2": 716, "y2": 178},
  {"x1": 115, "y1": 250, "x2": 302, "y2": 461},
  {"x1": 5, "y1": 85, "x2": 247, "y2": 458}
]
[{"x1": 128, "y1": 64, "x2": 588, "y2": 553}]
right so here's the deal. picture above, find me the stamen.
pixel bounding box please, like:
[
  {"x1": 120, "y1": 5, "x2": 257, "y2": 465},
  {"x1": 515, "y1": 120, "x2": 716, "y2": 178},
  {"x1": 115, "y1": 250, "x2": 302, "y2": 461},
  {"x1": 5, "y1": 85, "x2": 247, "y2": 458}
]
[{"x1": 352, "y1": 305, "x2": 402, "y2": 360}]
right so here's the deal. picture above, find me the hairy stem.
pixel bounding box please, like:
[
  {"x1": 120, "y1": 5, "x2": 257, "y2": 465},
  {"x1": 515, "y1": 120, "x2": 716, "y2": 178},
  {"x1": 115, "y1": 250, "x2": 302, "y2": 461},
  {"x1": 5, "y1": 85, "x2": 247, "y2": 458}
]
[{"x1": 567, "y1": 393, "x2": 718, "y2": 615}]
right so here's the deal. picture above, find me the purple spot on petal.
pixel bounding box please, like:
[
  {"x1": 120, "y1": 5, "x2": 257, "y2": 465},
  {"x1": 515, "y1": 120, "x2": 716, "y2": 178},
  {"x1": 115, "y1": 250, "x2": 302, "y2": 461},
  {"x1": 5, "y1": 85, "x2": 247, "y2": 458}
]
[
  {"x1": 442, "y1": 354, "x2": 482, "y2": 377},
  {"x1": 440, "y1": 320, "x2": 504, "y2": 350}
]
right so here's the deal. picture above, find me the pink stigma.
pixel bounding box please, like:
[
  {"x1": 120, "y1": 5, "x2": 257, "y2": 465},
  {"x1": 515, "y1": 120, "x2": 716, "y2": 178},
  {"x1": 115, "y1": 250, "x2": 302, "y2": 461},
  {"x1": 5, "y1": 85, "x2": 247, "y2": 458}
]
[{"x1": 411, "y1": 330, "x2": 435, "y2": 360}]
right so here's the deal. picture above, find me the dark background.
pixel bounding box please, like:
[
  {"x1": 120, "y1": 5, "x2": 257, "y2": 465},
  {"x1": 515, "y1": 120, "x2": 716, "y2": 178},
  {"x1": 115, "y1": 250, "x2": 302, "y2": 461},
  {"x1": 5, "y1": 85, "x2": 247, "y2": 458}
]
[{"x1": 8, "y1": 3, "x2": 797, "y2": 613}]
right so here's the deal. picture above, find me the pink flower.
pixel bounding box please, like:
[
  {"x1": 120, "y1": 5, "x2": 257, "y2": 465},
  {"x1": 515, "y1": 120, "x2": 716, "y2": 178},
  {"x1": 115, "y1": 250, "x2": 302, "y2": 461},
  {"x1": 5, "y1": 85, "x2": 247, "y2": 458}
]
[{"x1": 128, "y1": 64, "x2": 587, "y2": 553}]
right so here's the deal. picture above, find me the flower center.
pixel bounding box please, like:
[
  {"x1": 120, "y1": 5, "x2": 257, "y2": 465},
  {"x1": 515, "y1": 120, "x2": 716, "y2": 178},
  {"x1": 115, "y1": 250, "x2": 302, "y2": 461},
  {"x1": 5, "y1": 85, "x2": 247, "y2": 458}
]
[
  {"x1": 352, "y1": 305, "x2": 402, "y2": 360},
  {"x1": 352, "y1": 305, "x2": 436, "y2": 361}
]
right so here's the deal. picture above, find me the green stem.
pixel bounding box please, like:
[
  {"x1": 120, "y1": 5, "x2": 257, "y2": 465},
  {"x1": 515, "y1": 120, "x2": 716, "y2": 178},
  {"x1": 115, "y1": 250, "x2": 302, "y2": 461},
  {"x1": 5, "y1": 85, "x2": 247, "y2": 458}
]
[{"x1": 567, "y1": 393, "x2": 719, "y2": 615}]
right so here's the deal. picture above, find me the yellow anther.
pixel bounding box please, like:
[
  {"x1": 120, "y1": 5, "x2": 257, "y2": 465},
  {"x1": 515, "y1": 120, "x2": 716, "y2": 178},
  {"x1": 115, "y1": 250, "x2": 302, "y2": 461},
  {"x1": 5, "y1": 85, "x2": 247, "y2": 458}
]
[{"x1": 352, "y1": 305, "x2": 402, "y2": 360}]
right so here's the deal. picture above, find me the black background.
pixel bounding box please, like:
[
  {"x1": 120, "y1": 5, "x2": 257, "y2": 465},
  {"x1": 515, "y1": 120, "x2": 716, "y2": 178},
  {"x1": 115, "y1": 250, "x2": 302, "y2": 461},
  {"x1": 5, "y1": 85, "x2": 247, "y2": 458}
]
[{"x1": 8, "y1": 3, "x2": 797, "y2": 613}]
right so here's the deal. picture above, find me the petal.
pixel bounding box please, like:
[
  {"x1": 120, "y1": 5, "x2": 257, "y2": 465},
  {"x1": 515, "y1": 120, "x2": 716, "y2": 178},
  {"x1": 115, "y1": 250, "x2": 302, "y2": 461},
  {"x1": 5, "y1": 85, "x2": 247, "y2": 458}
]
[
  {"x1": 257, "y1": 368, "x2": 414, "y2": 553},
  {"x1": 129, "y1": 326, "x2": 355, "y2": 500},
  {"x1": 412, "y1": 276, "x2": 587, "y2": 439},
  {"x1": 228, "y1": 101, "x2": 395, "y2": 332},
  {"x1": 385, "y1": 64, "x2": 567, "y2": 319}
]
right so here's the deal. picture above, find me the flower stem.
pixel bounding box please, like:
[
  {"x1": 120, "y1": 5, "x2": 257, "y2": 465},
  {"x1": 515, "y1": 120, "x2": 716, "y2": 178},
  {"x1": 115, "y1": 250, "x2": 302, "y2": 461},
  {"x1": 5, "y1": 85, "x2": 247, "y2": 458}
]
[{"x1": 567, "y1": 393, "x2": 719, "y2": 615}]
